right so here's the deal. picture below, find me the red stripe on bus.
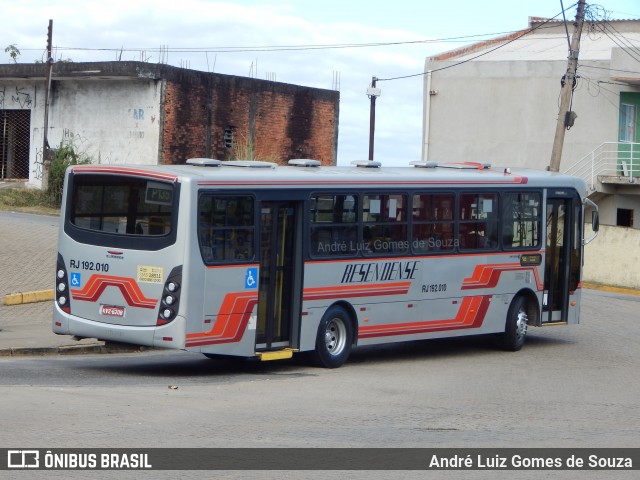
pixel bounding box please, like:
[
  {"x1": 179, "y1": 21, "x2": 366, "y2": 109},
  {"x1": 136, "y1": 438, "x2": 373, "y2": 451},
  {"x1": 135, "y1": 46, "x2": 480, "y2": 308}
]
[
  {"x1": 70, "y1": 274, "x2": 157, "y2": 309},
  {"x1": 71, "y1": 165, "x2": 178, "y2": 182},
  {"x1": 358, "y1": 295, "x2": 491, "y2": 339},
  {"x1": 304, "y1": 282, "x2": 411, "y2": 301},
  {"x1": 185, "y1": 292, "x2": 258, "y2": 347},
  {"x1": 197, "y1": 178, "x2": 528, "y2": 187},
  {"x1": 462, "y1": 263, "x2": 543, "y2": 290},
  {"x1": 304, "y1": 250, "x2": 544, "y2": 265}
]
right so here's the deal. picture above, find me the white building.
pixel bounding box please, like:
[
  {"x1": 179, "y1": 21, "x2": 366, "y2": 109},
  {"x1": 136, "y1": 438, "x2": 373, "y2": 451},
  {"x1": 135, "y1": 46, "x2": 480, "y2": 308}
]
[{"x1": 423, "y1": 17, "x2": 640, "y2": 288}]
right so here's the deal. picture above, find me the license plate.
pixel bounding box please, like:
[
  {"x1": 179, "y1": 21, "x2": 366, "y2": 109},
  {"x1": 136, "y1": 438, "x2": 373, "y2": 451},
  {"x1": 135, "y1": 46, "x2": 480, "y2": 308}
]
[{"x1": 100, "y1": 304, "x2": 126, "y2": 317}]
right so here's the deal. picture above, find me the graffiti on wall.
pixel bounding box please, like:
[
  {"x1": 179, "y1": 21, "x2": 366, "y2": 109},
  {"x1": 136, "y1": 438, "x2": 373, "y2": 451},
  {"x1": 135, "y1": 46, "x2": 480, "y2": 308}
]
[
  {"x1": 128, "y1": 107, "x2": 146, "y2": 139},
  {"x1": 0, "y1": 86, "x2": 34, "y2": 109},
  {"x1": 33, "y1": 147, "x2": 44, "y2": 181}
]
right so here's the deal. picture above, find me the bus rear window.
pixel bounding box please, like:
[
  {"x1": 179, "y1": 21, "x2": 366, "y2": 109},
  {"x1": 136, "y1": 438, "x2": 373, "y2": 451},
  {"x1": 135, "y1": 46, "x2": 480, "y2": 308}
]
[{"x1": 70, "y1": 177, "x2": 174, "y2": 236}]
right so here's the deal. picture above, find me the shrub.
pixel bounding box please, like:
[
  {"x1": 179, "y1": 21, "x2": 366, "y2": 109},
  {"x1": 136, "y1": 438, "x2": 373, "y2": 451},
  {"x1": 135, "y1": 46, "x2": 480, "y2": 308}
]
[{"x1": 47, "y1": 140, "x2": 91, "y2": 205}]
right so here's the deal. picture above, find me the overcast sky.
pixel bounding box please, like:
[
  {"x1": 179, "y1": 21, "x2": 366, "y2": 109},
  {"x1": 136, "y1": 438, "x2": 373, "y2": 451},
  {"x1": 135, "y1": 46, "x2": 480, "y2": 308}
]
[{"x1": 2, "y1": 1, "x2": 639, "y2": 166}]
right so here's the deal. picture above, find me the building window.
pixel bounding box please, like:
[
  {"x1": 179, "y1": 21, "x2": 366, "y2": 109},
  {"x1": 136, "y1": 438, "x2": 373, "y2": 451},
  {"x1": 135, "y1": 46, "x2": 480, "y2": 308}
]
[
  {"x1": 620, "y1": 104, "x2": 636, "y2": 143},
  {"x1": 224, "y1": 126, "x2": 235, "y2": 148},
  {"x1": 617, "y1": 208, "x2": 633, "y2": 227}
]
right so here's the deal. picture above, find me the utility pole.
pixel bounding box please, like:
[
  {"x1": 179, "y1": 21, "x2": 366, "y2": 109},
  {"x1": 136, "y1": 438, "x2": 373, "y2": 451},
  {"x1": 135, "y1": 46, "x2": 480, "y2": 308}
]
[
  {"x1": 549, "y1": 0, "x2": 586, "y2": 172},
  {"x1": 367, "y1": 77, "x2": 381, "y2": 161},
  {"x1": 42, "y1": 19, "x2": 54, "y2": 188}
]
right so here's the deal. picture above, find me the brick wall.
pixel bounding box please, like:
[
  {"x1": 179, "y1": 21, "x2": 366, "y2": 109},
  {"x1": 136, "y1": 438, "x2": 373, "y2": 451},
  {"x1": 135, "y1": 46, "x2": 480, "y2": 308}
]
[{"x1": 160, "y1": 69, "x2": 339, "y2": 165}]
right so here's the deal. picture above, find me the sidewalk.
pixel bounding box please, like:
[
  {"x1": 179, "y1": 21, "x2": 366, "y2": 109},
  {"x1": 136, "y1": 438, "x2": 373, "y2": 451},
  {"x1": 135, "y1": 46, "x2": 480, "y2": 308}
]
[{"x1": 0, "y1": 211, "x2": 128, "y2": 356}]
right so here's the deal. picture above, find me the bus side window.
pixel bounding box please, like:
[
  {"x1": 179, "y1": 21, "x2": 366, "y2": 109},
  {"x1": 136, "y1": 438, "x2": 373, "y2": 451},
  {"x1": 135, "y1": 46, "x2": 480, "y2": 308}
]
[
  {"x1": 412, "y1": 193, "x2": 455, "y2": 253},
  {"x1": 197, "y1": 194, "x2": 255, "y2": 263},
  {"x1": 310, "y1": 194, "x2": 358, "y2": 257},
  {"x1": 459, "y1": 193, "x2": 498, "y2": 250},
  {"x1": 363, "y1": 193, "x2": 408, "y2": 254},
  {"x1": 502, "y1": 192, "x2": 541, "y2": 249}
]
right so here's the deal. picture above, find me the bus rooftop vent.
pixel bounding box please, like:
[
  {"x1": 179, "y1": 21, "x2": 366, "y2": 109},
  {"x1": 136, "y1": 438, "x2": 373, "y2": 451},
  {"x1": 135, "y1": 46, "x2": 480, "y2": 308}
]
[
  {"x1": 186, "y1": 158, "x2": 222, "y2": 167},
  {"x1": 222, "y1": 160, "x2": 277, "y2": 169},
  {"x1": 439, "y1": 162, "x2": 491, "y2": 170},
  {"x1": 351, "y1": 160, "x2": 381, "y2": 168},
  {"x1": 410, "y1": 161, "x2": 438, "y2": 168},
  {"x1": 288, "y1": 159, "x2": 321, "y2": 167}
]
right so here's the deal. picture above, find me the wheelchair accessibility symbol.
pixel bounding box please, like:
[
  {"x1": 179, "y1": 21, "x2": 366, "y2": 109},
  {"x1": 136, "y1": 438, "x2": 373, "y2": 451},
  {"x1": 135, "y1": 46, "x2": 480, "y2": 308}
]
[
  {"x1": 245, "y1": 268, "x2": 258, "y2": 289},
  {"x1": 70, "y1": 272, "x2": 82, "y2": 288}
]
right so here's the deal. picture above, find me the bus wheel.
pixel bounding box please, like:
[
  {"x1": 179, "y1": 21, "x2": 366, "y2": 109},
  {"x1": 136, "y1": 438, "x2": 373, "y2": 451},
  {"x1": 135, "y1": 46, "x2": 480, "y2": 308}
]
[
  {"x1": 500, "y1": 296, "x2": 528, "y2": 351},
  {"x1": 312, "y1": 306, "x2": 354, "y2": 368}
]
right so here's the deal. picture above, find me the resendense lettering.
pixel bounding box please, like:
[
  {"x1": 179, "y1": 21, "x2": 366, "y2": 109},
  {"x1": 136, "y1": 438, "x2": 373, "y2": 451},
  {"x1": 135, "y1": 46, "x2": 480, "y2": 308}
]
[{"x1": 341, "y1": 261, "x2": 419, "y2": 284}]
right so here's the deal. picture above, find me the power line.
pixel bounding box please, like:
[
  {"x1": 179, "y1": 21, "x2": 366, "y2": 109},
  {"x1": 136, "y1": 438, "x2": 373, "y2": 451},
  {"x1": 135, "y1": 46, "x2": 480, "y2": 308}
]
[
  {"x1": 577, "y1": 63, "x2": 640, "y2": 75},
  {"x1": 377, "y1": 8, "x2": 575, "y2": 82},
  {"x1": 17, "y1": 27, "x2": 577, "y2": 56}
]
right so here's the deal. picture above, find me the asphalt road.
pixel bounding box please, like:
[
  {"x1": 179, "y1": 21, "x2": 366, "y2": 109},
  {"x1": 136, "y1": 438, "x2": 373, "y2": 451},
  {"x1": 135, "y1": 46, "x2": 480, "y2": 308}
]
[{"x1": 0, "y1": 288, "x2": 638, "y2": 480}]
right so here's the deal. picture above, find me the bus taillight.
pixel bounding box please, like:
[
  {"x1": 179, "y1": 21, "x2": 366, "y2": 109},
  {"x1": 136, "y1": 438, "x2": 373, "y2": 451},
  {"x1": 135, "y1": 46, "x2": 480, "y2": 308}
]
[
  {"x1": 55, "y1": 253, "x2": 71, "y2": 314},
  {"x1": 157, "y1": 266, "x2": 183, "y2": 326}
]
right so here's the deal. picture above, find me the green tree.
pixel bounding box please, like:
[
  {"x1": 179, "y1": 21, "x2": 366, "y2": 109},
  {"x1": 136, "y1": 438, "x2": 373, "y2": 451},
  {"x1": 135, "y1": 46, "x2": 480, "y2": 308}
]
[{"x1": 4, "y1": 44, "x2": 21, "y2": 63}]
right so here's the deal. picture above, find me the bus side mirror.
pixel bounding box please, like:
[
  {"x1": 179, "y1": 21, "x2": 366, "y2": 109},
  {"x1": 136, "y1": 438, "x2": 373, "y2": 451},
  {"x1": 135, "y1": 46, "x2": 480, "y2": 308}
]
[{"x1": 583, "y1": 198, "x2": 599, "y2": 245}]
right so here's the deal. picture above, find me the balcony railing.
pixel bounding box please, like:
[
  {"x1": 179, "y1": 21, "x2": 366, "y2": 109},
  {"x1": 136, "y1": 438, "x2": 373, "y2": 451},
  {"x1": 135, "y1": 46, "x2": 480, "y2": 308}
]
[{"x1": 563, "y1": 142, "x2": 640, "y2": 192}]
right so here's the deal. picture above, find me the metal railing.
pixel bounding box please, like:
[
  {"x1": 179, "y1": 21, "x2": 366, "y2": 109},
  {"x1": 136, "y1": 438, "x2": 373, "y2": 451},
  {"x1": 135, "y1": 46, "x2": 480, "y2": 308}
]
[{"x1": 563, "y1": 142, "x2": 640, "y2": 192}]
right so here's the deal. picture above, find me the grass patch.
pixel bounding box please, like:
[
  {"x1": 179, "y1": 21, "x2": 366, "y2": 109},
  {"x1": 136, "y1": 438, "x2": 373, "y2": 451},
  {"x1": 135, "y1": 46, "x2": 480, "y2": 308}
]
[{"x1": 0, "y1": 186, "x2": 60, "y2": 215}]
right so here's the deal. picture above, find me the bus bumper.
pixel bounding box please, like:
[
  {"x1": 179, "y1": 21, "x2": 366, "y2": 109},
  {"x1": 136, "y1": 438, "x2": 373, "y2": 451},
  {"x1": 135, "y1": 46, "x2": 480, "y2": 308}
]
[{"x1": 53, "y1": 306, "x2": 186, "y2": 350}]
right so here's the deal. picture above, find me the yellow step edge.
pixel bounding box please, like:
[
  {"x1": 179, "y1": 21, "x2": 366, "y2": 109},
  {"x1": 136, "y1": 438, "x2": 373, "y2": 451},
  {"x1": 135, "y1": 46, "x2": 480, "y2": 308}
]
[{"x1": 256, "y1": 348, "x2": 297, "y2": 361}]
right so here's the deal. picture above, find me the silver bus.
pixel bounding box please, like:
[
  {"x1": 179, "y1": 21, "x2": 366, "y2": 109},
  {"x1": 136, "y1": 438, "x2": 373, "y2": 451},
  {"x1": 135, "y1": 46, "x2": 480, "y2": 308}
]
[{"x1": 53, "y1": 159, "x2": 598, "y2": 367}]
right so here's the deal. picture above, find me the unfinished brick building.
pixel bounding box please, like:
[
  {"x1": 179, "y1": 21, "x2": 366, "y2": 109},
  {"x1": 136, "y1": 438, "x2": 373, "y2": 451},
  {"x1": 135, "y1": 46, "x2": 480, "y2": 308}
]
[{"x1": 0, "y1": 61, "x2": 340, "y2": 187}]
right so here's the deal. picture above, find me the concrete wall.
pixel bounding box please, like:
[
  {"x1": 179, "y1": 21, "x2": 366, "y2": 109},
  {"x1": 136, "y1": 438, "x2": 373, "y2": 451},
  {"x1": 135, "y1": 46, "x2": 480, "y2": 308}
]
[
  {"x1": 423, "y1": 59, "x2": 624, "y2": 171},
  {"x1": 48, "y1": 79, "x2": 162, "y2": 167},
  {"x1": 584, "y1": 224, "x2": 640, "y2": 289},
  {"x1": 0, "y1": 78, "x2": 162, "y2": 188}
]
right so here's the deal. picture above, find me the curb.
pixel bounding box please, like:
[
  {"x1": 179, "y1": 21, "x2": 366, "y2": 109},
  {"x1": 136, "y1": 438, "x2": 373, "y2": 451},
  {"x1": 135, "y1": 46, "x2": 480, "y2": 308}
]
[
  {"x1": 0, "y1": 342, "x2": 150, "y2": 357},
  {"x1": 3, "y1": 289, "x2": 54, "y2": 306},
  {"x1": 582, "y1": 283, "x2": 640, "y2": 297}
]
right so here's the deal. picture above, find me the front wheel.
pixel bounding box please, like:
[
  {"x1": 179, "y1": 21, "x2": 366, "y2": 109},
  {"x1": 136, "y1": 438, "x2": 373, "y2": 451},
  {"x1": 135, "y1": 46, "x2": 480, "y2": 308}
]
[
  {"x1": 310, "y1": 306, "x2": 354, "y2": 368},
  {"x1": 499, "y1": 296, "x2": 528, "y2": 351}
]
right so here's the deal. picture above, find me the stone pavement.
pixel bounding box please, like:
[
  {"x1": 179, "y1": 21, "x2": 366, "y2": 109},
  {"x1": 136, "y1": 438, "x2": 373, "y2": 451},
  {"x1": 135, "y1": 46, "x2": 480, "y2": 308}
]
[{"x1": 0, "y1": 211, "x2": 110, "y2": 356}]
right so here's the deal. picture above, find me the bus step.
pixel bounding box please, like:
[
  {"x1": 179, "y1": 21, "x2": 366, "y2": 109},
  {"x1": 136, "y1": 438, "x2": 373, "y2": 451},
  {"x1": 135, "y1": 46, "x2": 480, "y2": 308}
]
[
  {"x1": 541, "y1": 321, "x2": 568, "y2": 326},
  {"x1": 256, "y1": 348, "x2": 296, "y2": 361}
]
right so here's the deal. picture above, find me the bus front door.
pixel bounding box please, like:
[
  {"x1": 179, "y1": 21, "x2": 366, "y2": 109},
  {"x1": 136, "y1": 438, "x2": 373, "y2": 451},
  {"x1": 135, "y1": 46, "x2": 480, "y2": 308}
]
[
  {"x1": 256, "y1": 201, "x2": 302, "y2": 354},
  {"x1": 543, "y1": 193, "x2": 581, "y2": 324}
]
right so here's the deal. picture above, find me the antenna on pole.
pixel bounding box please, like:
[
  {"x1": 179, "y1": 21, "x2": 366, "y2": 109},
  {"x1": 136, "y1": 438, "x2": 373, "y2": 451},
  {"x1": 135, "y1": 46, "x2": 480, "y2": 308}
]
[{"x1": 367, "y1": 76, "x2": 381, "y2": 161}]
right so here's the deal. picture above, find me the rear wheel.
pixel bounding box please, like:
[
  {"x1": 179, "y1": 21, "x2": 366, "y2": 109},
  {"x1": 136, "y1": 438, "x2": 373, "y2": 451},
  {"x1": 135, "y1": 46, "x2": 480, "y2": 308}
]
[
  {"x1": 499, "y1": 295, "x2": 528, "y2": 351},
  {"x1": 311, "y1": 306, "x2": 354, "y2": 368}
]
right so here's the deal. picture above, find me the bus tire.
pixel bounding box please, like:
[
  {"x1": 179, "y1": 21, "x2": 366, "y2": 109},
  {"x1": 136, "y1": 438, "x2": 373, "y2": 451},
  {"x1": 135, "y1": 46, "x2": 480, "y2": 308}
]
[
  {"x1": 311, "y1": 306, "x2": 354, "y2": 368},
  {"x1": 500, "y1": 295, "x2": 528, "y2": 351}
]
